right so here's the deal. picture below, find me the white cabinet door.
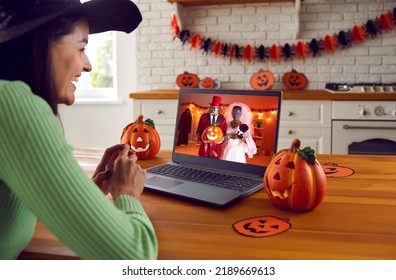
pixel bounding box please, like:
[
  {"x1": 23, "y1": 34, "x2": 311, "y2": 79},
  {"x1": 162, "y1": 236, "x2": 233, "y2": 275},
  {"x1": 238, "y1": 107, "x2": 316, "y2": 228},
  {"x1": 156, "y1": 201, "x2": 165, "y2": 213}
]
[
  {"x1": 278, "y1": 100, "x2": 332, "y2": 154},
  {"x1": 133, "y1": 99, "x2": 178, "y2": 150}
]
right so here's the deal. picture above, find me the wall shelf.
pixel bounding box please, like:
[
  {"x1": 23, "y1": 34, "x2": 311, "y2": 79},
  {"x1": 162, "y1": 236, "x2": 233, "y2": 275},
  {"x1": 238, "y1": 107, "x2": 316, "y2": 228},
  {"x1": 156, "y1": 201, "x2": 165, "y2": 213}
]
[
  {"x1": 168, "y1": 0, "x2": 295, "y2": 5},
  {"x1": 168, "y1": 0, "x2": 301, "y2": 38}
]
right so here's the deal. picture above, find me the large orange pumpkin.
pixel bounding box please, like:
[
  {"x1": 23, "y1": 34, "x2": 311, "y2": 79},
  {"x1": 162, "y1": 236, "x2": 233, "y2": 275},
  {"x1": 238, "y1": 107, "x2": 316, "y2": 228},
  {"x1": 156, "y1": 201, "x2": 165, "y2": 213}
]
[
  {"x1": 176, "y1": 71, "x2": 200, "y2": 88},
  {"x1": 264, "y1": 139, "x2": 326, "y2": 212},
  {"x1": 120, "y1": 115, "x2": 161, "y2": 160},
  {"x1": 202, "y1": 125, "x2": 224, "y2": 144},
  {"x1": 250, "y1": 69, "x2": 274, "y2": 90},
  {"x1": 282, "y1": 69, "x2": 308, "y2": 90}
]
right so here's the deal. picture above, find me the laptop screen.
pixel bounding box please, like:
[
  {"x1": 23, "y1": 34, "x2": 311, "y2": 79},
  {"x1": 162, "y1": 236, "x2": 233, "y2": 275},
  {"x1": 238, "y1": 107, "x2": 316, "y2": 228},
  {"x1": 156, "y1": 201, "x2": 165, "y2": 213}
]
[{"x1": 172, "y1": 89, "x2": 282, "y2": 176}]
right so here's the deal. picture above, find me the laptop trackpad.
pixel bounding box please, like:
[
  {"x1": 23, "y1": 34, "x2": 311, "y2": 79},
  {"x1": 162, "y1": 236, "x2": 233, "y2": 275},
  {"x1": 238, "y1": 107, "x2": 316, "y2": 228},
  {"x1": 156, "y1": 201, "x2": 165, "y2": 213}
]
[{"x1": 146, "y1": 176, "x2": 184, "y2": 189}]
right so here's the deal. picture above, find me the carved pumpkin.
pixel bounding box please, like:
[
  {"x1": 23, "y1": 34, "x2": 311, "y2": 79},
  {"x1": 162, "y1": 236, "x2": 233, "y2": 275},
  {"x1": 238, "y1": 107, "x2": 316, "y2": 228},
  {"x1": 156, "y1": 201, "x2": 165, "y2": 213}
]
[
  {"x1": 202, "y1": 125, "x2": 224, "y2": 144},
  {"x1": 120, "y1": 115, "x2": 161, "y2": 160},
  {"x1": 282, "y1": 69, "x2": 308, "y2": 90},
  {"x1": 176, "y1": 71, "x2": 200, "y2": 88},
  {"x1": 264, "y1": 139, "x2": 327, "y2": 212},
  {"x1": 250, "y1": 69, "x2": 274, "y2": 90},
  {"x1": 233, "y1": 216, "x2": 291, "y2": 237}
]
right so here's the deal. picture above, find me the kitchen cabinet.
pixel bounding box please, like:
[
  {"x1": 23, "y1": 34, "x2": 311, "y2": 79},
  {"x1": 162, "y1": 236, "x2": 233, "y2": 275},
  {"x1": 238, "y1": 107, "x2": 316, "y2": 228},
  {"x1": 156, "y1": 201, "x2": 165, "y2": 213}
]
[
  {"x1": 277, "y1": 100, "x2": 332, "y2": 153},
  {"x1": 133, "y1": 98, "x2": 178, "y2": 150}
]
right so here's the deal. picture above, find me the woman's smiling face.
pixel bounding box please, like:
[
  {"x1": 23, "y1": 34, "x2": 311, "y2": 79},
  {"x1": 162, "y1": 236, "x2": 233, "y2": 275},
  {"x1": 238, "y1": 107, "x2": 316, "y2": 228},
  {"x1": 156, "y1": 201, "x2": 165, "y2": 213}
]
[{"x1": 51, "y1": 18, "x2": 92, "y2": 105}]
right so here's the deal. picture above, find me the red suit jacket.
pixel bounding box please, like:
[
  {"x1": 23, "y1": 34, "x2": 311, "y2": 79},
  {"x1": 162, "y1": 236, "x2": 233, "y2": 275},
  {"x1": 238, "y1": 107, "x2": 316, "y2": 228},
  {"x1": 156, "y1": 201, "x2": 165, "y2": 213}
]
[{"x1": 196, "y1": 113, "x2": 227, "y2": 158}]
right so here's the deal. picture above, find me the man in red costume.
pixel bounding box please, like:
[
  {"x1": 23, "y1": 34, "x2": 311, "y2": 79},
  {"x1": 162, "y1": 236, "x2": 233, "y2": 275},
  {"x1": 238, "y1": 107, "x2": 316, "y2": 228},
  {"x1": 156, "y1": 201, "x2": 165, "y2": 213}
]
[{"x1": 196, "y1": 96, "x2": 227, "y2": 158}]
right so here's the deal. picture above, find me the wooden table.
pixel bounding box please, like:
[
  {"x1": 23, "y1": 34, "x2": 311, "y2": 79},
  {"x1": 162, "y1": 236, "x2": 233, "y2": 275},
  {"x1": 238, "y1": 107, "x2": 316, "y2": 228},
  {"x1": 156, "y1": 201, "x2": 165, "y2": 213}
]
[{"x1": 19, "y1": 148, "x2": 396, "y2": 260}]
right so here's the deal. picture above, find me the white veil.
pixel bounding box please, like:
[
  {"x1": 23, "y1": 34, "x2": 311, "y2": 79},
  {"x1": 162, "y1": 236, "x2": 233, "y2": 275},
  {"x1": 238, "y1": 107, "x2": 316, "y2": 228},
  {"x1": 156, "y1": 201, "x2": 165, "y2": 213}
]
[{"x1": 224, "y1": 102, "x2": 254, "y2": 134}]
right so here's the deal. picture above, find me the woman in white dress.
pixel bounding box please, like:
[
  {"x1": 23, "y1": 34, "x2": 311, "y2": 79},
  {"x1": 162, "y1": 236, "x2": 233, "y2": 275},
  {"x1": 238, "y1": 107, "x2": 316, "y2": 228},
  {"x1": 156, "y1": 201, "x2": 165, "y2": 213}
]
[{"x1": 221, "y1": 103, "x2": 257, "y2": 163}]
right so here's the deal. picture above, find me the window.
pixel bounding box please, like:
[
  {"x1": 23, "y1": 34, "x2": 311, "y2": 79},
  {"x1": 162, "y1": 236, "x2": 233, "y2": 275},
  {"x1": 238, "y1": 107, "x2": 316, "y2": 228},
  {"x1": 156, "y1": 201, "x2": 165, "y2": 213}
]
[{"x1": 75, "y1": 1, "x2": 136, "y2": 104}]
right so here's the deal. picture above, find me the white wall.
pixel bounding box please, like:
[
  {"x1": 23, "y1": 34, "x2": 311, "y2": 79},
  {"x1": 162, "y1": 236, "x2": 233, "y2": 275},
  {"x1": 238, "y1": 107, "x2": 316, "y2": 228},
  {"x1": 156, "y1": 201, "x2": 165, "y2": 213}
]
[{"x1": 60, "y1": 0, "x2": 396, "y2": 148}]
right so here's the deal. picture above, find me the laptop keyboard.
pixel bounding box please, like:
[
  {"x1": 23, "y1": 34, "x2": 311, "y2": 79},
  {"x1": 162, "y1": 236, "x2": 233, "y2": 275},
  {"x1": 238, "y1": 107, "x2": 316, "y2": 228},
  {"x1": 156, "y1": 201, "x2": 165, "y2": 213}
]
[{"x1": 147, "y1": 164, "x2": 263, "y2": 192}]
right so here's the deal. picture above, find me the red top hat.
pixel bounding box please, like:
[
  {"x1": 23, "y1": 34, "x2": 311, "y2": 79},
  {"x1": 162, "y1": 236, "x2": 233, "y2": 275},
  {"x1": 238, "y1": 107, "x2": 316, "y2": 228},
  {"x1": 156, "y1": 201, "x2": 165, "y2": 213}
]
[{"x1": 209, "y1": 96, "x2": 222, "y2": 106}]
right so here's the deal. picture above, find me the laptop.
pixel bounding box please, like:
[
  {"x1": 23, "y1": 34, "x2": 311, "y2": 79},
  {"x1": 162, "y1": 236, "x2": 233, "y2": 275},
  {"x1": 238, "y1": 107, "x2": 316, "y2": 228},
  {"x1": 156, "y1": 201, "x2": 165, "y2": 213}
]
[{"x1": 145, "y1": 88, "x2": 283, "y2": 206}]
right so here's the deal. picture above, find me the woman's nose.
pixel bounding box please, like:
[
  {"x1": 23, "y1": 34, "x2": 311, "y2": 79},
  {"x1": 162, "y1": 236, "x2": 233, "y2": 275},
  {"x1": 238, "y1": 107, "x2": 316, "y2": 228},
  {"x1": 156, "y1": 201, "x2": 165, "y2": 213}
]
[{"x1": 84, "y1": 59, "x2": 92, "y2": 72}]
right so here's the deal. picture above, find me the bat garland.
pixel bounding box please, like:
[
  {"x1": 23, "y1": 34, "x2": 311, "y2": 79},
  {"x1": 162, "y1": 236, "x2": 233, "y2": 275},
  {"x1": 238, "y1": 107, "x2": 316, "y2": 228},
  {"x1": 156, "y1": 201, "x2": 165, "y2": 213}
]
[{"x1": 171, "y1": 8, "x2": 396, "y2": 63}]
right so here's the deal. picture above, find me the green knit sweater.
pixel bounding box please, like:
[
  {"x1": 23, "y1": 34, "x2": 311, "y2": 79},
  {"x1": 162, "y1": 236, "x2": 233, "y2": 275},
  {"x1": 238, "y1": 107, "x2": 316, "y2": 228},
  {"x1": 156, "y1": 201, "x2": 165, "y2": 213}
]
[{"x1": 0, "y1": 80, "x2": 158, "y2": 259}]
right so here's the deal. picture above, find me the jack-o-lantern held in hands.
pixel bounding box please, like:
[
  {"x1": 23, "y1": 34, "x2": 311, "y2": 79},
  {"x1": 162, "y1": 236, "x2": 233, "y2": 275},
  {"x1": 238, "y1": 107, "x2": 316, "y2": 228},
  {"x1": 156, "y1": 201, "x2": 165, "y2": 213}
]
[
  {"x1": 196, "y1": 96, "x2": 227, "y2": 159},
  {"x1": 120, "y1": 115, "x2": 161, "y2": 160},
  {"x1": 264, "y1": 138, "x2": 327, "y2": 212}
]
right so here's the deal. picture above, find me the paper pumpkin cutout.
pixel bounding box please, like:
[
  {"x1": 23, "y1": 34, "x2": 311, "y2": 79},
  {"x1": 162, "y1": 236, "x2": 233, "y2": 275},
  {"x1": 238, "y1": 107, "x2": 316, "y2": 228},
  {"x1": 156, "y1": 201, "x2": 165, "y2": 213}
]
[
  {"x1": 176, "y1": 71, "x2": 200, "y2": 88},
  {"x1": 322, "y1": 163, "x2": 354, "y2": 178},
  {"x1": 199, "y1": 77, "x2": 221, "y2": 89},
  {"x1": 250, "y1": 69, "x2": 274, "y2": 90},
  {"x1": 233, "y1": 216, "x2": 291, "y2": 237},
  {"x1": 282, "y1": 69, "x2": 308, "y2": 90}
]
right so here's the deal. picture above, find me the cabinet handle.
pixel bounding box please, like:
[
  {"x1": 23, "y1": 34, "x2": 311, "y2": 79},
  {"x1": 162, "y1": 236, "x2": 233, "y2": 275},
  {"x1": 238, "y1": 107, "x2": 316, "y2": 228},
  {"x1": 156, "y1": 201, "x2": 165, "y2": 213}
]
[
  {"x1": 288, "y1": 130, "x2": 293, "y2": 135},
  {"x1": 157, "y1": 110, "x2": 163, "y2": 115},
  {"x1": 288, "y1": 111, "x2": 294, "y2": 117}
]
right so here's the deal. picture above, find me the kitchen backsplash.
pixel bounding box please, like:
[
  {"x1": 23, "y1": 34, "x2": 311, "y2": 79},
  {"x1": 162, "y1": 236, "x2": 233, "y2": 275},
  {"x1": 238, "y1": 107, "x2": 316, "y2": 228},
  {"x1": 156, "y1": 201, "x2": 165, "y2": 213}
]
[{"x1": 134, "y1": 0, "x2": 396, "y2": 91}]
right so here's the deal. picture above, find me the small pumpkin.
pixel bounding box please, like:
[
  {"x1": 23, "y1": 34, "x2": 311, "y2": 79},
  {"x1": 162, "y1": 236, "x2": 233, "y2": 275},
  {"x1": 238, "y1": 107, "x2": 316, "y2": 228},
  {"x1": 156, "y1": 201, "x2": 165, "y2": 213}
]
[
  {"x1": 200, "y1": 77, "x2": 215, "y2": 89},
  {"x1": 176, "y1": 71, "x2": 200, "y2": 88},
  {"x1": 202, "y1": 125, "x2": 224, "y2": 144},
  {"x1": 233, "y1": 216, "x2": 291, "y2": 237},
  {"x1": 282, "y1": 69, "x2": 308, "y2": 90},
  {"x1": 120, "y1": 115, "x2": 161, "y2": 160},
  {"x1": 264, "y1": 138, "x2": 326, "y2": 212},
  {"x1": 250, "y1": 69, "x2": 274, "y2": 90}
]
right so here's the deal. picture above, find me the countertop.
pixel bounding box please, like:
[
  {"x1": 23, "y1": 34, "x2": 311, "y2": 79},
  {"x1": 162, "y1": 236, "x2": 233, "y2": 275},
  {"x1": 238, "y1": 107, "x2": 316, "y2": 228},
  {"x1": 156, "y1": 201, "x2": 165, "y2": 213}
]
[
  {"x1": 129, "y1": 89, "x2": 396, "y2": 101},
  {"x1": 19, "y1": 148, "x2": 396, "y2": 260}
]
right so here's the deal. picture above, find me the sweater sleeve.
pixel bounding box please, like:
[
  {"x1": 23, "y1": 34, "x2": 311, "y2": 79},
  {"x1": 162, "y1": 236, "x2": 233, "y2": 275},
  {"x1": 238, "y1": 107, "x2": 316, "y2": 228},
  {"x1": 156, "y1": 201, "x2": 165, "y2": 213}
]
[{"x1": 0, "y1": 81, "x2": 158, "y2": 259}]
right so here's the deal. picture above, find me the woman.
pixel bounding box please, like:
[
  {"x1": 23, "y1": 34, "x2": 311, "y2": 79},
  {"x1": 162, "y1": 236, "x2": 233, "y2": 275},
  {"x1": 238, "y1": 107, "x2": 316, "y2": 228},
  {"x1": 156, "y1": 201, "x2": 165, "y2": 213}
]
[
  {"x1": 0, "y1": 0, "x2": 157, "y2": 259},
  {"x1": 221, "y1": 103, "x2": 257, "y2": 163}
]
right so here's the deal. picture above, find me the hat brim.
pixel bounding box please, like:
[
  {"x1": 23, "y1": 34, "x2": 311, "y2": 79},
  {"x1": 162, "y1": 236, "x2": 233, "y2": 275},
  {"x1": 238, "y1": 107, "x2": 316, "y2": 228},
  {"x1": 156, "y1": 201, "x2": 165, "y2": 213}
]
[{"x1": 0, "y1": 0, "x2": 142, "y2": 44}]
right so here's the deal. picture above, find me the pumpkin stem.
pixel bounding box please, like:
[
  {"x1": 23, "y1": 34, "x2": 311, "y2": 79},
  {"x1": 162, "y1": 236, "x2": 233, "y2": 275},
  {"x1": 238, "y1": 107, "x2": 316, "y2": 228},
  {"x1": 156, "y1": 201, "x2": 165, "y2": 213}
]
[
  {"x1": 297, "y1": 146, "x2": 317, "y2": 165},
  {"x1": 289, "y1": 138, "x2": 301, "y2": 153},
  {"x1": 136, "y1": 114, "x2": 145, "y2": 124}
]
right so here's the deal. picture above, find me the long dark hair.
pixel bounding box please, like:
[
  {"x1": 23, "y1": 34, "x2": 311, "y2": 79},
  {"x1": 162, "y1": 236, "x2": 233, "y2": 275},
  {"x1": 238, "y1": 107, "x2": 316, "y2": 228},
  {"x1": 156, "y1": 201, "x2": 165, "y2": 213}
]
[{"x1": 0, "y1": 13, "x2": 83, "y2": 115}]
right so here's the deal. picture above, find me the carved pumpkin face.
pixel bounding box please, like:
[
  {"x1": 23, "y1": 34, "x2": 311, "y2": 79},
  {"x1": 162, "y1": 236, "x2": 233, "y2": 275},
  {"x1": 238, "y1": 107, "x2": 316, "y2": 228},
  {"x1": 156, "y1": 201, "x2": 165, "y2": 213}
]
[
  {"x1": 176, "y1": 71, "x2": 200, "y2": 88},
  {"x1": 202, "y1": 125, "x2": 224, "y2": 144},
  {"x1": 120, "y1": 115, "x2": 161, "y2": 160},
  {"x1": 250, "y1": 69, "x2": 274, "y2": 90},
  {"x1": 200, "y1": 77, "x2": 215, "y2": 89},
  {"x1": 322, "y1": 163, "x2": 354, "y2": 177},
  {"x1": 282, "y1": 69, "x2": 308, "y2": 90},
  {"x1": 264, "y1": 139, "x2": 327, "y2": 212},
  {"x1": 233, "y1": 216, "x2": 291, "y2": 237}
]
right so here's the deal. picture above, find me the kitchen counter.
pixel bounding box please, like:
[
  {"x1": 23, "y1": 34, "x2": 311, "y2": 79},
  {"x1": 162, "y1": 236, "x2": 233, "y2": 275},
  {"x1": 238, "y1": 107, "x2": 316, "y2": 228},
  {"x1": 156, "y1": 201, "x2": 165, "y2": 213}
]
[
  {"x1": 129, "y1": 89, "x2": 396, "y2": 100},
  {"x1": 19, "y1": 148, "x2": 396, "y2": 260}
]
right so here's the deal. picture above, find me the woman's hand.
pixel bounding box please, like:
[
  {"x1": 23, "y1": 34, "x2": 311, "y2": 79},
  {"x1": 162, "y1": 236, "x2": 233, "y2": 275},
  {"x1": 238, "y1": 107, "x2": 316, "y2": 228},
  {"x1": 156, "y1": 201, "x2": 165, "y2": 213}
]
[
  {"x1": 92, "y1": 144, "x2": 126, "y2": 194},
  {"x1": 106, "y1": 144, "x2": 146, "y2": 199}
]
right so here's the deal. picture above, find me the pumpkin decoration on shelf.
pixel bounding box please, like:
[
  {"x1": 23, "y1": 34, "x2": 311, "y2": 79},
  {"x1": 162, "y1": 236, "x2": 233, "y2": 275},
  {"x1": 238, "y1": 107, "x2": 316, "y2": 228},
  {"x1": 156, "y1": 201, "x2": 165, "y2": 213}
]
[
  {"x1": 120, "y1": 115, "x2": 161, "y2": 160},
  {"x1": 199, "y1": 77, "x2": 221, "y2": 89},
  {"x1": 202, "y1": 125, "x2": 224, "y2": 144},
  {"x1": 282, "y1": 69, "x2": 308, "y2": 90},
  {"x1": 250, "y1": 69, "x2": 274, "y2": 90},
  {"x1": 176, "y1": 71, "x2": 200, "y2": 88},
  {"x1": 264, "y1": 138, "x2": 326, "y2": 212}
]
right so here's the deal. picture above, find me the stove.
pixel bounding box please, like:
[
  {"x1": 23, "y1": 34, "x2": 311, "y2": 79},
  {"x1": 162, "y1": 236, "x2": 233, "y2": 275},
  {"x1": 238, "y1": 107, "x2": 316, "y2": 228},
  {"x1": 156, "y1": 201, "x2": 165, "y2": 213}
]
[{"x1": 325, "y1": 83, "x2": 396, "y2": 94}]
